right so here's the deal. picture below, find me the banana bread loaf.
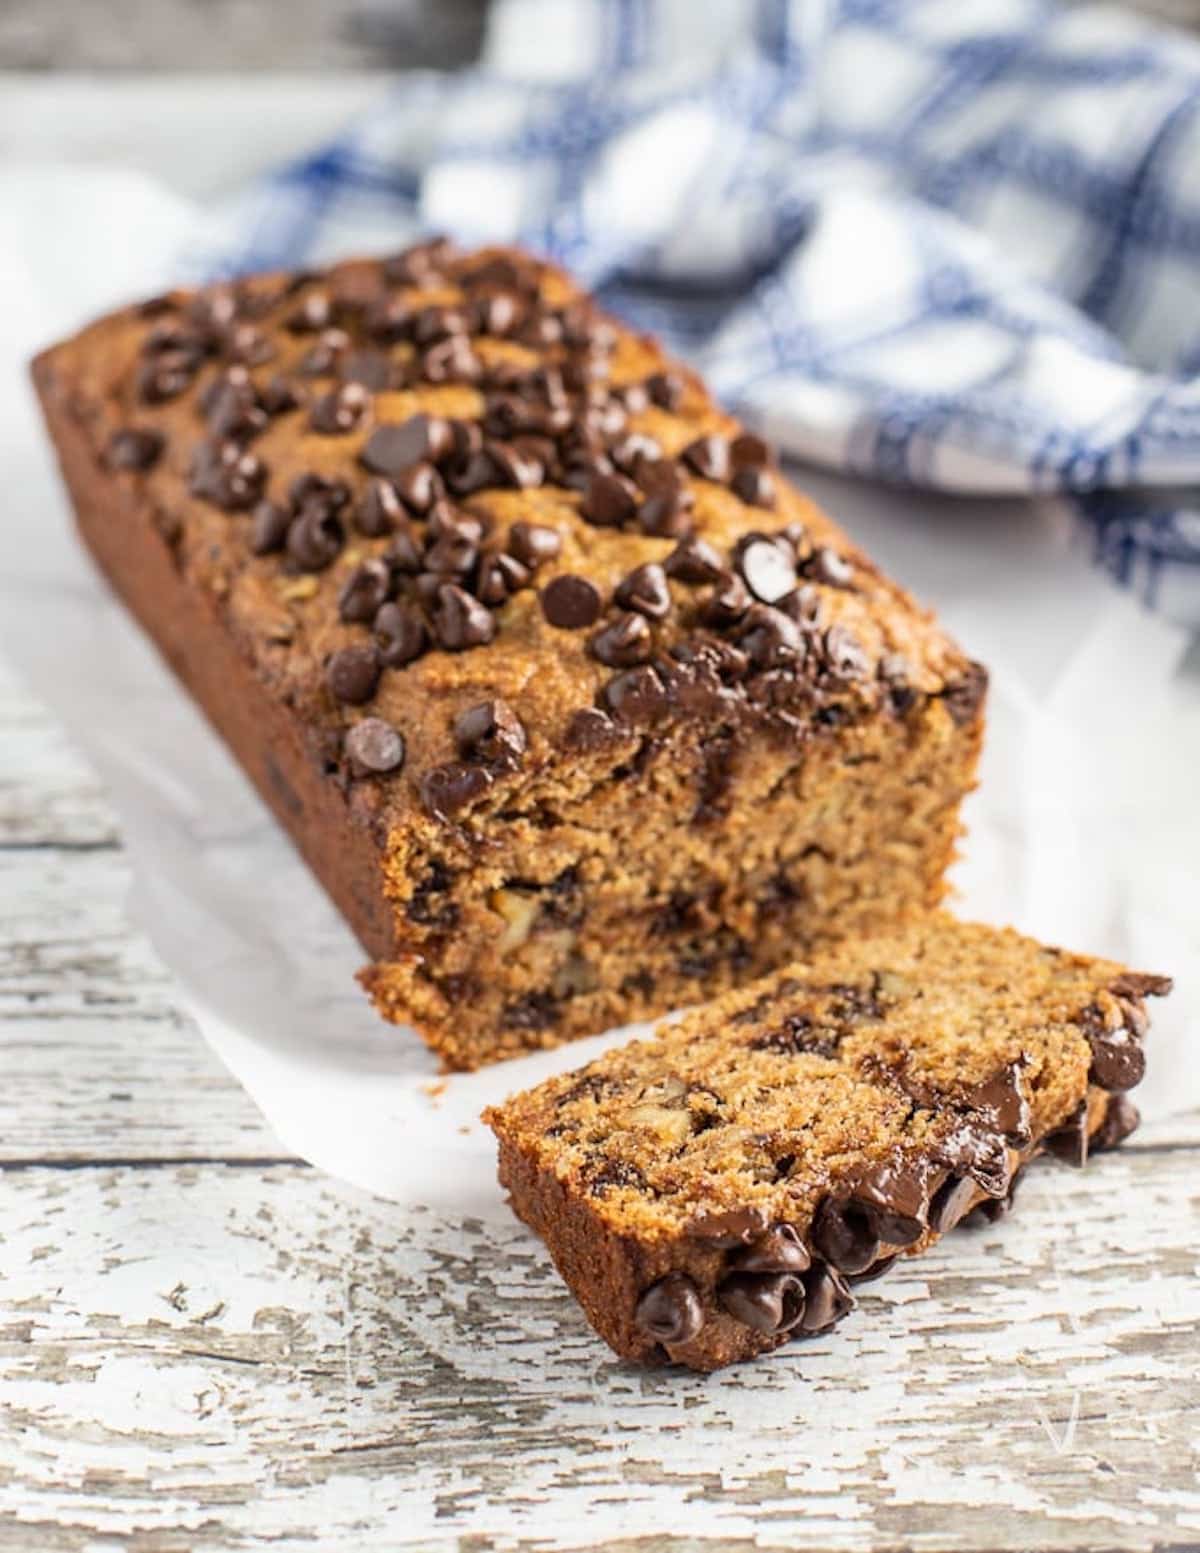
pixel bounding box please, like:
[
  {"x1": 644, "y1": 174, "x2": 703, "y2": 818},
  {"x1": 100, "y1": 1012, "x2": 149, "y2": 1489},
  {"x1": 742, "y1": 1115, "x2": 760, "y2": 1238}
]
[
  {"x1": 486, "y1": 915, "x2": 1170, "y2": 1370},
  {"x1": 33, "y1": 239, "x2": 986, "y2": 1069}
]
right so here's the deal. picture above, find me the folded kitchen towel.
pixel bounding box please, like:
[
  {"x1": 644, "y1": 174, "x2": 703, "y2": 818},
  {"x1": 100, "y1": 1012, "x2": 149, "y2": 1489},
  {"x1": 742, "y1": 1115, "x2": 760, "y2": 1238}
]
[{"x1": 194, "y1": 0, "x2": 1200, "y2": 625}]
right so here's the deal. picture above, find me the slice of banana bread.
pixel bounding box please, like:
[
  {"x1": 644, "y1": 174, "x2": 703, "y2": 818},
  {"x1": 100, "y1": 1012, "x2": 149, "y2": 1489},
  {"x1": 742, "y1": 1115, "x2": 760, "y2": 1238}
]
[
  {"x1": 33, "y1": 239, "x2": 985, "y2": 1069},
  {"x1": 486, "y1": 914, "x2": 1170, "y2": 1371}
]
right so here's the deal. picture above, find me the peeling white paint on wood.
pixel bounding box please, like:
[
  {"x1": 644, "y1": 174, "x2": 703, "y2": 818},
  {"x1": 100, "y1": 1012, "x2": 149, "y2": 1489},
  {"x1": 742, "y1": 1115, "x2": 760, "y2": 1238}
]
[{"x1": 2, "y1": 655, "x2": 1199, "y2": 1550}]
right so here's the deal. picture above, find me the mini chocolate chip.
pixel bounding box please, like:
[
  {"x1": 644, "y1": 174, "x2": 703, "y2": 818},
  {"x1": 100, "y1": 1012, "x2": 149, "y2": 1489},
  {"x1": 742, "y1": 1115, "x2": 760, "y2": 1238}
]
[
  {"x1": 718, "y1": 1272, "x2": 806, "y2": 1334},
  {"x1": 731, "y1": 465, "x2": 777, "y2": 509},
  {"x1": 286, "y1": 505, "x2": 344, "y2": 572},
  {"x1": 1092, "y1": 1093, "x2": 1140, "y2": 1152},
  {"x1": 615, "y1": 562, "x2": 671, "y2": 621},
  {"x1": 941, "y1": 660, "x2": 989, "y2": 726},
  {"x1": 345, "y1": 717, "x2": 405, "y2": 775},
  {"x1": 681, "y1": 434, "x2": 731, "y2": 483},
  {"x1": 374, "y1": 600, "x2": 427, "y2": 667},
  {"x1": 326, "y1": 644, "x2": 381, "y2": 705},
  {"x1": 590, "y1": 611, "x2": 652, "y2": 667},
  {"x1": 250, "y1": 499, "x2": 291, "y2": 555},
  {"x1": 798, "y1": 1263, "x2": 854, "y2": 1334},
  {"x1": 106, "y1": 428, "x2": 164, "y2": 471},
  {"x1": 477, "y1": 552, "x2": 531, "y2": 605},
  {"x1": 728, "y1": 1223, "x2": 811, "y2": 1275},
  {"x1": 602, "y1": 664, "x2": 668, "y2": 724},
  {"x1": 338, "y1": 559, "x2": 392, "y2": 624},
  {"x1": 646, "y1": 371, "x2": 683, "y2": 411},
  {"x1": 1044, "y1": 1098, "x2": 1090, "y2": 1167},
  {"x1": 581, "y1": 470, "x2": 640, "y2": 527},
  {"x1": 309, "y1": 381, "x2": 369, "y2": 435},
  {"x1": 360, "y1": 415, "x2": 452, "y2": 476},
  {"x1": 454, "y1": 699, "x2": 527, "y2": 768},
  {"x1": 420, "y1": 760, "x2": 492, "y2": 821},
  {"x1": 340, "y1": 347, "x2": 394, "y2": 390},
  {"x1": 928, "y1": 1175, "x2": 979, "y2": 1235},
  {"x1": 508, "y1": 522, "x2": 562, "y2": 568},
  {"x1": 542, "y1": 574, "x2": 603, "y2": 630},
  {"x1": 433, "y1": 583, "x2": 496, "y2": 651},
  {"x1": 634, "y1": 1273, "x2": 704, "y2": 1345},
  {"x1": 357, "y1": 479, "x2": 404, "y2": 538},
  {"x1": 738, "y1": 536, "x2": 797, "y2": 604},
  {"x1": 1086, "y1": 1024, "x2": 1146, "y2": 1092},
  {"x1": 664, "y1": 535, "x2": 725, "y2": 584}
]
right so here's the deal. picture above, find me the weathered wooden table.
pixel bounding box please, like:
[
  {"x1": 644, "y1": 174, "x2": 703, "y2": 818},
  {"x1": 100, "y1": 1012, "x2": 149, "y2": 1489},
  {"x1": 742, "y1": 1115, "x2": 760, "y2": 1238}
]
[{"x1": 2, "y1": 650, "x2": 1198, "y2": 1551}]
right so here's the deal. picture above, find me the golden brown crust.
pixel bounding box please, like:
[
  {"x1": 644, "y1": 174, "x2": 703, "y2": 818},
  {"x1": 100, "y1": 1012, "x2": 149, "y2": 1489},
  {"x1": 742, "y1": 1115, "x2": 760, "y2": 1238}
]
[
  {"x1": 33, "y1": 240, "x2": 985, "y2": 1065},
  {"x1": 487, "y1": 914, "x2": 1170, "y2": 1370}
]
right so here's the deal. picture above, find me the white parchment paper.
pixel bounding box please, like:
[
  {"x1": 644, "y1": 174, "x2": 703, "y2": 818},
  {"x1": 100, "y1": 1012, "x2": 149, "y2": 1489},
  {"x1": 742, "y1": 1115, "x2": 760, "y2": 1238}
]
[{"x1": 2, "y1": 168, "x2": 1197, "y2": 1213}]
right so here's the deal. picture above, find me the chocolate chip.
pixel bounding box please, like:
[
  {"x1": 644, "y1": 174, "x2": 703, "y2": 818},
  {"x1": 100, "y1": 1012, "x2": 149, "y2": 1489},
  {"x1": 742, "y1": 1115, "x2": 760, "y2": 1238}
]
[
  {"x1": 1109, "y1": 972, "x2": 1173, "y2": 999},
  {"x1": 345, "y1": 717, "x2": 405, "y2": 775},
  {"x1": 851, "y1": 1161, "x2": 930, "y2": 1245},
  {"x1": 1085, "y1": 1023, "x2": 1146, "y2": 1092},
  {"x1": 964, "y1": 1060, "x2": 1032, "y2": 1144},
  {"x1": 188, "y1": 439, "x2": 266, "y2": 512},
  {"x1": 646, "y1": 371, "x2": 683, "y2": 410},
  {"x1": 810, "y1": 1198, "x2": 881, "y2": 1276},
  {"x1": 613, "y1": 563, "x2": 670, "y2": 622},
  {"x1": 433, "y1": 583, "x2": 496, "y2": 651},
  {"x1": 820, "y1": 624, "x2": 869, "y2": 684},
  {"x1": 718, "y1": 1272, "x2": 806, "y2": 1334},
  {"x1": 473, "y1": 289, "x2": 523, "y2": 336},
  {"x1": 508, "y1": 522, "x2": 562, "y2": 568},
  {"x1": 941, "y1": 660, "x2": 989, "y2": 726},
  {"x1": 731, "y1": 465, "x2": 777, "y2": 509},
  {"x1": 202, "y1": 370, "x2": 267, "y2": 442},
  {"x1": 681, "y1": 434, "x2": 731, "y2": 483},
  {"x1": 394, "y1": 462, "x2": 445, "y2": 515},
  {"x1": 357, "y1": 479, "x2": 404, "y2": 538},
  {"x1": 286, "y1": 504, "x2": 344, "y2": 571},
  {"x1": 360, "y1": 415, "x2": 453, "y2": 476},
  {"x1": 298, "y1": 328, "x2": 349, "y2": 376},
  {"x1": 542, "y1": 574, "x2": 603, "y2": 630},
  {"x1": 803, "y1": 546, "x2": 853, "y2": 590},
  {"x1": 454, "y1": 699, "x2": 527, "y2": 768},
  {"x1": 420, "y1": 761, "x2": 492, "y2": 821},
  {"x1": 287, "y1": 291, "x2": 332, "y2": 332},
  {"x1": 739, "y1": 604, "x2": 805, "y2": 670},
  {"x1": 260, "y1": 374, "x2": 302, "y2": 416},
  {"x1": 928, "y1": 1175, "x2": 979, "y2": 1235},
  {"x1": 326, "y1": 645, "x2": 381, "y2": 705},
  {"x1": 637, "y1": 472, "x2": 694, "y2": 538},
  {"x1": 738, "y1": 536, "x2": 796, "y2": 604},
  {"x1": 309, "y1": 381, "x2": 369, "y2": 435},
  {"x1": 589, "y1": 611, "x2": 652, "y2": 668},
  {"x1": 477, "y1": 552, "x2": 531, "y2": 605},
  {"x1": 105, "y1": 428, "x2": 164, "y2": 471},
  {"x1": 1092, "y1": 1093, "x2": 1140, "y2": 1152},
  {"x1": 581, "y1": 470, "x2": 640, "y2": 527},
  {"x1": 250, "y1": 499, "x2": 291, "y2": 556},
  {"x1": 731, "y1": 432, "x2": 770, "y2": 467},
  {"x1": 420, "y1": 335, "x2": 482, "y2": 385},
  {"x1": 602, "y1": 664, "x2": 668, "y2": 724},
  {"x1": 728, "y1": 1223, "x2": 811, "y2": 1274},
  {"x1": 634, "y1": 1273, "x2": 704, "y2": 1345},
  {"x1": 340, "y1": 347, "x2": 394, "y2": 390},
  {"x1": 136, "y1": 349, "x2": 199, "y2": 405},
  {"x1": 563, "y1": 706, "x2": 620, "y2": 753},
  {"x1": 486, "y1": 439, "x2": 544, "y2": 489},
  {"x1": 365, "y1": 294, "x2": 413, "y2": 343},
  {"x1": 385, "y1": 528, "x2": 424, "y2": 575},
  {"x1": 424, "y1": 527, "x2": 479, "y2": 578},
  {"x1": 798, "y1": 1263, "x2": 854, "y2": 1334},
  {"x1": 1044, "y1": 1098, "x2": 1090, "y2": 1167},
  {"x1": 337, "y1": 559, "x2": 392, "y2": 624},
  {"x1": 374, "y1": 600, "x2": 427, "y2": 667},
  {"x1": 700, "y1": 572, "x2": 752, "y2": 628},
  {"x1": 664, "y1": 535, "x2": 725, "y2": 584},
  {"x1": 688, "y1": 1205, "x2": 770, "y2": 1248}
]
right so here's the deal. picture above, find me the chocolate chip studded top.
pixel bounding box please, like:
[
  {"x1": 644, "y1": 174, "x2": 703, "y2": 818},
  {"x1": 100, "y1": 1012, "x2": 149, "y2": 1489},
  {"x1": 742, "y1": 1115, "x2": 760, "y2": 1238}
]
[
  {"x1": 486, "y1": 914, "x2": 1169, "y2": 1361},
  {"x1": 44, "y1": 240, "x2": 982, "y2": 828}
]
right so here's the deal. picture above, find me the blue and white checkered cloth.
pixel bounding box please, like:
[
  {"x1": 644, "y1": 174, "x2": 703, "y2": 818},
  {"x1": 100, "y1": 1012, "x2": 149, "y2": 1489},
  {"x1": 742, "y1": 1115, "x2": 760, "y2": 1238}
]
[{"x1": 198, "y1": 0, "x2": 1200, "y2": 626}]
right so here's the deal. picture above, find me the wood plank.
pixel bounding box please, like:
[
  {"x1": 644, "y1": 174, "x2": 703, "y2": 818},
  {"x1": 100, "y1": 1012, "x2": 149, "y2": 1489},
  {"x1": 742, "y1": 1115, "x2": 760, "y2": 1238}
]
[{"x1": 1, "y1": 1152, "x2": 1197, "y2": 1551}]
